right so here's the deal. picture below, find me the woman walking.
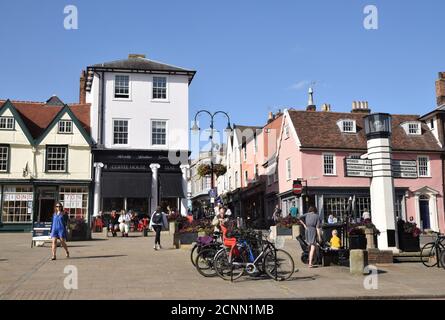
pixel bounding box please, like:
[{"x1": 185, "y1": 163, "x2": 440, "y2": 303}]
[
  {"x1": 149, "y1": 206, "x2": 167, "y2": 250},
  {"x1": 299, "y1": 206, "x2": 321, "y2": 268},
  {"x1": 50, "y1": 202, "x2": 70, "y2": 260}
]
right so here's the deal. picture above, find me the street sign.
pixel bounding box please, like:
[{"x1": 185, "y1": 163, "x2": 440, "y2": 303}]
[
  {"x1": 208, "y1": 188, "x2": 217, "y2": 198},
  {"x1": 345, "y1": 158, "x2": 372, "y2": 178},
  {"x1": 392, "y1": 160, "x2": 417, "y2": 179},
  {"x1": 292, "y1": 180, "x2": 303, "y2": 198}
]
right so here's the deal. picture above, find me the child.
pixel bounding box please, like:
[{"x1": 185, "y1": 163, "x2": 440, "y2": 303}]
[{"x1": 330, "y1": 229, "x2": 341, "y2": 250}]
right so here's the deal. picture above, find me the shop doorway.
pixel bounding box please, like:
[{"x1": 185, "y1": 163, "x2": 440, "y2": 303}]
[
  {"x1": 303, "y1": 195, "x2": 316, "y2": 214},
  {"x1": 419, "y1": 196, "x2": 430, "y2": 230},
  {"x1": 39, "y1": 199, "x2": 55, "y2": 222}
]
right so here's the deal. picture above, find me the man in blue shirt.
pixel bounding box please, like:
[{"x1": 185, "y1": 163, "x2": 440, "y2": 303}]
[{"x1": 289, "y1": 204, "x2": 299, "y2": 218}]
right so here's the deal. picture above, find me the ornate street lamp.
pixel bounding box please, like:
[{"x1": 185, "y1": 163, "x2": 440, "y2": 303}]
[{"x1": 191, "y1": 110, "x2": 232, "y2": 210}]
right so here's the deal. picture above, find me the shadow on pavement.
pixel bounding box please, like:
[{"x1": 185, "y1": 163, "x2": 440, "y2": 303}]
[{"x1": 67, "y1": 255, "x2": 127, "y2": 260}]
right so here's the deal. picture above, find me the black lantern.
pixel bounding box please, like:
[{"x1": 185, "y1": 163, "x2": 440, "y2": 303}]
[{"x1": 364, "y1": 113, "x2": 392, "y2": 139}]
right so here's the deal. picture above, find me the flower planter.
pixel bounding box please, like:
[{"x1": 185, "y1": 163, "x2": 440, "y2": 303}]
[
  {"x1": 169, "y1": 221, "x2": 177, "y2": 235},
  {"x1": 67, "y1": 221, "x2": 89, "y2": 241},
  {"x1": 292, "y1": 224, "x2": 303, "y2": 239},
  {"x1": 349, "y1": 234, "x2": 367, "y2": 250},
  {"x1": 174, "y1": 232, "x2": 198, "y2": 248},
  {"x1": 277, "y1": 227, "x2": 292, "y2": 236},
  {"x1": 399, "y1": 233, "x2": 420, "y2": 252}
]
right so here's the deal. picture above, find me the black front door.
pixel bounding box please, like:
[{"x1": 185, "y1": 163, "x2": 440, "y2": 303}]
[{"x1": 420, "y1": 200, "x2": 430, "y2": 230}]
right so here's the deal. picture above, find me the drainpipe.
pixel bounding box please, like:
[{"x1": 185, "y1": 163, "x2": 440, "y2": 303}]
[
  {"x1": 442, "y1": 153, "x2": 445, "y2": 232},
  {"x1": 95, "y1": 71, "x2": 105, "y2": 147}
]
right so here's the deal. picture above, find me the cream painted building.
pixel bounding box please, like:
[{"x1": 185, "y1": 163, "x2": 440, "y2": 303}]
[{"x1": 0, "y1": 97, "x2": 92, "y2": 232}]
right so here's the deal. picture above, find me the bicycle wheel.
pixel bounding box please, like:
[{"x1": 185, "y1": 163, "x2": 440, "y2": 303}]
[
  {"x1": 214, "y1": 249, "x2": 245, "y2": 281},
  {"x1": 263, "y1": 249, "x2": 295, "y2": 281},
  {"x1": 190, "y1": 244, "x2": 199, "y2": 267},
  {"x1": 420, "y1": 242, "x2": 438, "y2": 267},
  {"x1": 195, "y1": 248, "x2": 218, "y2": 277}
]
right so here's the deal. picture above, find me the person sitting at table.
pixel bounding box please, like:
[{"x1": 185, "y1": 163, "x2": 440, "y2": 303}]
[
  {"x1": 109, "y1": 210, "x2": 119, "y2": 237},
  {"x1": 327, "y1": 213, "x2": 338, "y2": 224},
  {"x1": 329, "y1": 229, "x2": 341, "y2": 250}
]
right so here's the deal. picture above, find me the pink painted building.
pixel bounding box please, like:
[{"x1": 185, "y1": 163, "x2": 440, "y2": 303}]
[{"x1": 276, "y1": 104, "x2": 445, "y2": 233}]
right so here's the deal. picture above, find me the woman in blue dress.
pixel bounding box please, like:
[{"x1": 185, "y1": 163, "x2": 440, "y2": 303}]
[{"x1": 50, "y1": 202, "x2": 70, "y2": 260}]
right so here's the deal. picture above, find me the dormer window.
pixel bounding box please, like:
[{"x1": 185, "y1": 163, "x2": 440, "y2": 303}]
[
  {"x1": 401, "y1": 122, "x2": 422, "y2": 135},
  {"x1": 337, "y1": 120, "x2": 356, "y2": 133},
  {"x1": 58, "y1": 120, "x2": 73, "y2": 134}
]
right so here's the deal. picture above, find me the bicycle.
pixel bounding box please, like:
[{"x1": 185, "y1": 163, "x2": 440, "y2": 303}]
[
  {"x1": 190, "y1": 232, "x2": 222, "y2": 267},
  {"x1": 420, "y1": 231, "x2": 445, "y2": 268},
  {"x1": 214, "y1": 229, "x2": 295, "y2": 282}
]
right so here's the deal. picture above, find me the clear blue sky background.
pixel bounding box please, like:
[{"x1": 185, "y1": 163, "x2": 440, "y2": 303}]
[{"x1": 1, "y1": 0, "x2": 444, "y2": 129}]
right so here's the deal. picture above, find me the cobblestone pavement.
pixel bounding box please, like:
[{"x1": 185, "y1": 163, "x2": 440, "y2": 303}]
[{"x1": 0, "y1": 232, "x2": 444, "y2": 300}]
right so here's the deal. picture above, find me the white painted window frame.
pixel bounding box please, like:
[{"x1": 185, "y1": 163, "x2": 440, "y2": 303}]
[
  {"x1": 323, "y1": 153, "x2": 336, "y2": 176},
  {"x1": 417, "y1": 155, "x2": 430, "y2": 178}
]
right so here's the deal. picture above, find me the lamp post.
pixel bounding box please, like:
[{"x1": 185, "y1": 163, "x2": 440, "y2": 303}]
[
  {"x1": 364, "y1": 113, "x2": 398, "y2": 251},
  {"x1": 191, "y1": 110, "x2": 232, "y2": 211}
]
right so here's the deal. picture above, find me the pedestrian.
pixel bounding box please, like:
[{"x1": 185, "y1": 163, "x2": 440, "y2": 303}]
[
  {"x1": 299, "y1": 206, "x2": 322, "y2": 268},
  {"x1": 272, "y1": 204, "x2": 282, "y2": 225},
  {"x1": 362, "y1": 208, "x2": 371, "y2": 221},
  {"x1": 118, "y1": 209, "x2": 131, "y2": 237},
  {"x1": 109, "y1": 210, "x2": 119, "y2": 237},
  {"x1": 49, "y1": 202, "x2": 70, "y2": 261},
  {"x1": 149, "y1": 206, "x2": 168, "y2": 250},
  {"x1": 212, "y1": 207, "x2": 227, "y2": 233},
  {"x1": 289, "y1": 203, "x2": 299, "y2": 218}
]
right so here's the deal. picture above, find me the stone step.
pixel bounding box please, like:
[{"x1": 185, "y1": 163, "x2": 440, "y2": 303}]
[
  {"x1": 394, "y1": 256, "x2": 427, "y2": 263},
  {"x1": 394, "y1": 251, "x2": 422, "y2": 257}
]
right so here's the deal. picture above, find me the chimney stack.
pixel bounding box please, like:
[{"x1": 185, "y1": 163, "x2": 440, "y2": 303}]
[
  {"x1": 128, "y1": 53, "x2": 146, "y2": 59},
  {"x1": 321, "y1": 103, "x2": 331, "y2": 112},
  {"x1": 436, "y1": 72, "x2": 445, "y2": 106},
  {"x1": 351, "y1": 101, "x2": 371, "y2": 114},
  {"x1": 79, "y1": 70, "x2": 86, "y2": 104}
]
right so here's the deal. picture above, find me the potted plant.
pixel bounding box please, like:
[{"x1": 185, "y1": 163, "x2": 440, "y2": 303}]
[
  {"x1": 174, "y1": 220, "x2": 200, "y2": 247},
  {"x1": 67, "y1": 217, "x2": 88, "y2": 241},
  {"x1": 348, "y1": 224, "x2": 367, "y2": 250},
  {"x1": 397, "y1": 219, "x2": 421, "y2": 252}
]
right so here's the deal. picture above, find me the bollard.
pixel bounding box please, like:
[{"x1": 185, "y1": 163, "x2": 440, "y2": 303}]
[{"x1": 350, "y1": 249, "x2": 368, "y2": 275}]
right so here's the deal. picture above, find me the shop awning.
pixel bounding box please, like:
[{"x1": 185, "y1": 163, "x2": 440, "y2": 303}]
[
  {"x1": 160, "y1": 173, "x2": 185, "y2": 198},
  {"x1": 101, "y1": 172, "x2": 152, "y2": 198}
]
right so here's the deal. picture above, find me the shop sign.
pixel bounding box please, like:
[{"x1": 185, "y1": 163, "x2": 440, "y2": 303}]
[
  {"x1": 4, "y1": 193, "x2": 34, "y2": 201},
  {"x1": 392, "y1": 160, "x2": 417, "y2": 179},
  {"x1": 64, "y1": 194, "x2": 83, "y2": 208},
  {"x1": 345, "y1": 158, "x2": 373, "y2": 177}
]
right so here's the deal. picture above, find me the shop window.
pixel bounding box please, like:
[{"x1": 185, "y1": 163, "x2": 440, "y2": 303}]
[
  {"x1": 59, "y1": 186, "x2": 89, "y2": 221},
  {"x1": 1, "y1": 186, "x2": 33, "y2": 223}
]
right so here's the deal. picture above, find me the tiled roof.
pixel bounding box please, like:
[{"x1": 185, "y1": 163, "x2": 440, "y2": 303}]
[
  {"x1": 0, "y1": 98, "x2": 91, "y2": 139},
  {"x1": 90, "y1": 57, "x2": 196, "y2": 74},
  {"x1": 288, "y1": 110, "x2": 442, "y2": 152}
]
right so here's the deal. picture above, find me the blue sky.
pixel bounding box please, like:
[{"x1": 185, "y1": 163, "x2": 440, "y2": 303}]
[{"x1": 0, "y1": 0, "x2": 444, "y2": 130}]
